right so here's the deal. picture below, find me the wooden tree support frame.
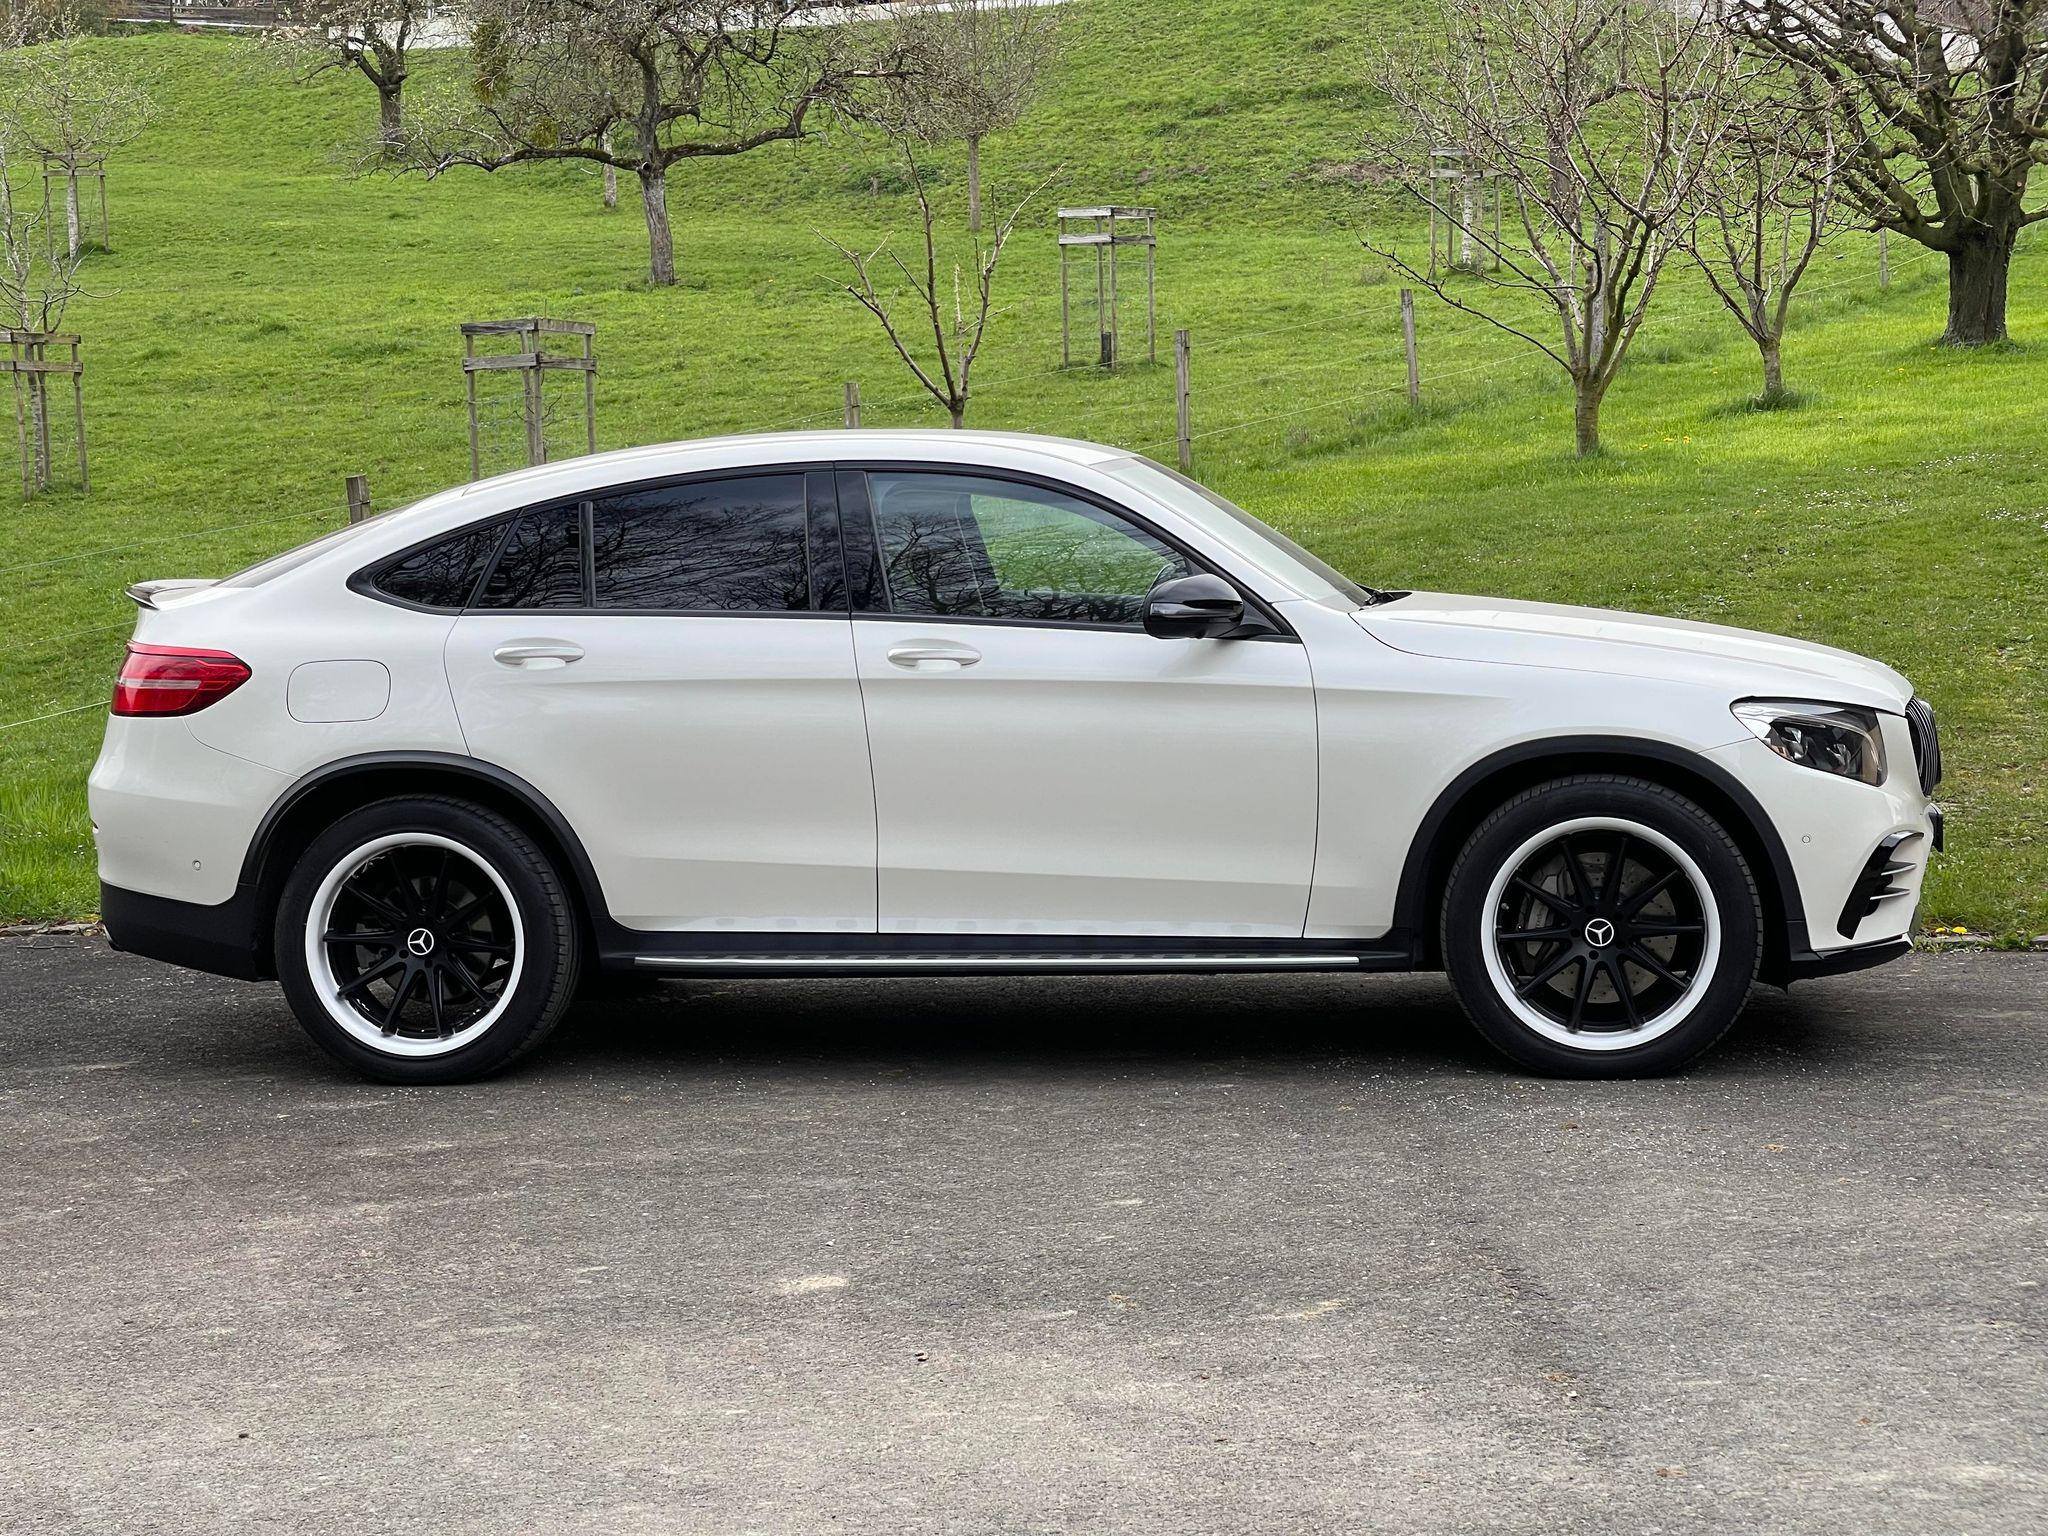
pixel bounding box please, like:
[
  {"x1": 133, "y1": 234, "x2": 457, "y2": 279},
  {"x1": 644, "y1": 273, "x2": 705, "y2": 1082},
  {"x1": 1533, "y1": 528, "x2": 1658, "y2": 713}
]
[
  {"x1": 1, "y1": 329, "x2": 88, "y2": 497},
  {"x1": 40, "y1": 153, "x2": 111, "y2": 256},
  {"x1": 461, "y1": 318, "x2": 597, "y2": 481},
  {"x1": 1058, "y1": 206, "x2": 1157, "y2": 368},
  {"x1": 1426, "y1": 147, "x2": 1502, "y2": 279}
]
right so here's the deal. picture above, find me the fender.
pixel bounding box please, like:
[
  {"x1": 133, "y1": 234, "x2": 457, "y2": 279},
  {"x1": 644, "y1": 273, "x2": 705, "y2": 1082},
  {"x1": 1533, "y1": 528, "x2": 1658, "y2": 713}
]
[
  {"x1": 1388, "y1": 734, "x2": 1808, "y2": 960},
  {"x1": 240, "y1": 750, "x2": 620, "y2": 936}
]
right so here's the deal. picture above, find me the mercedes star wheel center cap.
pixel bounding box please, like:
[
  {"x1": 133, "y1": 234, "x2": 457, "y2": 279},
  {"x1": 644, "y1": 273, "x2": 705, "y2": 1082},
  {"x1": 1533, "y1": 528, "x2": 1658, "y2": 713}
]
[
  {"x1": 1583, "y1": 917, "x2": 1616, "y2": 948},
  {"x1": 406, "y1": 927, "x2": 436, "y2": 957}
]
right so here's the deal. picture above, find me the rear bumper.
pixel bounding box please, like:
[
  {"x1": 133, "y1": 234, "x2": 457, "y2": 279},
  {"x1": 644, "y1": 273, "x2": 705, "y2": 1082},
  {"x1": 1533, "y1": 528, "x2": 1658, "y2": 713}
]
[{"x1": 100, "y1": 881, "x2": 270, "y2": 981}]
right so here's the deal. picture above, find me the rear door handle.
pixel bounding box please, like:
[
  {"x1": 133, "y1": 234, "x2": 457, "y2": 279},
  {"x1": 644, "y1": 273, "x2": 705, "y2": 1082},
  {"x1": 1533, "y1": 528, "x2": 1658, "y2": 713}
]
[
  {"x1": 887, "y1": 640, "x2": 982, "y2": 671},
  {"x1": 493, "y1": 640, "x2": 584, "y2": 670}
]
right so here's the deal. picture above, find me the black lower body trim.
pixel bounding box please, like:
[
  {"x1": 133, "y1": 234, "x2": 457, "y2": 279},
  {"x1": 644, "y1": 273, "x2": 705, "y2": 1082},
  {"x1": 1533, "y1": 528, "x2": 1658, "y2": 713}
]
[
  {"x1": 100, "y1": 881, "x2": 270, "y2": 981},
  {"x1": 1774, "y1": 936, "x2": 1913, "y2": 986},
  {"x1": 599, "y1": 928, "x2": 1424, "y2": 978}
]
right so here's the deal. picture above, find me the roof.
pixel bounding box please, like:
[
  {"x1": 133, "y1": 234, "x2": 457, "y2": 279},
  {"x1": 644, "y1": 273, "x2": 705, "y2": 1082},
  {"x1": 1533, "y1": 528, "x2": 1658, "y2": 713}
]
[{"x1": 452, "y1": 428, "x2": 1135, "y2": 500}]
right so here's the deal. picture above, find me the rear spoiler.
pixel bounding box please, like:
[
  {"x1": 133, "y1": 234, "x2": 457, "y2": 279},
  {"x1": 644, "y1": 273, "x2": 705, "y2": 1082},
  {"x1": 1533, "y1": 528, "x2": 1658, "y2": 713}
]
[{"x1": 125, "y1": 578, "x2": 217, "y2": 610}]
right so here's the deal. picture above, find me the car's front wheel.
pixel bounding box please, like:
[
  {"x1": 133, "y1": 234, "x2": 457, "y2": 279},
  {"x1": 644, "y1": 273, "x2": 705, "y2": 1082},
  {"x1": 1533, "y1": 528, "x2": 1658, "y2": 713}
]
[
  {"x1": 275, "y1": 797, "x2": 580, "y2": 1084},
  {"x1": 1441, "y1": 775, "x2": 1761, "y2": 1076}
]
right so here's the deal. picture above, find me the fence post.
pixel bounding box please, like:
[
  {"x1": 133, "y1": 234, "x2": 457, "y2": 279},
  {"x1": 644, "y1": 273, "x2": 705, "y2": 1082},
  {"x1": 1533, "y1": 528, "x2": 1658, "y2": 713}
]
[
  {"x1": 1400, "y1": 288, "x2": 1420, "y2": 407},
  {"x1": 1878, "y1": 228, "x2": 1890, "y2": 291},
  {"x1": 345, "y1": 473, "x2": 371, "y2": 524},
  {"x1": 1174, "y1": 328, "x2": 1192, "y2": 474},
  {"x1": 843, "y1": 380, "x2": 861, "y2": 428}
]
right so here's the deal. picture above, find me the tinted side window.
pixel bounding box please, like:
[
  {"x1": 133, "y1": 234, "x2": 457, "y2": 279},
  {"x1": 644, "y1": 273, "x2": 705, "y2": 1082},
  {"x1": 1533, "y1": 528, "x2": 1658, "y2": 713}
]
[
  {"x1": 867, "y1": 472, "x2": 1189, "y2": 626},
  {"x1": 371, "y1": 522, "x2": 506, "y2": 609},
  {"x1": 476, "y1": 504, "x2": 587, "y2": 609},
  {"x1": 590, "y1": 474, "x2": 809, "y2": 612}
]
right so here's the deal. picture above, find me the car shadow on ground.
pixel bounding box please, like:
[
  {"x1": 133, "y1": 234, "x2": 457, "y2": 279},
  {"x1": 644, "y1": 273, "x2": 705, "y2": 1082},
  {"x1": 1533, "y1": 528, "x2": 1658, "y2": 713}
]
[
  {"x1": 524, "y1": 968, "x2": 1831, "y2": 1081},
  {"x1": 0, "y1": 937, "x2": 1855, "y2": 1086}
]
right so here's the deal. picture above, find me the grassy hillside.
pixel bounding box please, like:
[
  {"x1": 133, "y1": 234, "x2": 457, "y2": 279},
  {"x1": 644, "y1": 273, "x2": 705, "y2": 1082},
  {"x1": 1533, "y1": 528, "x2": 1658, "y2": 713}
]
[{"x1": 2, "y1": 2, "x2": 2044, "y2": 939}]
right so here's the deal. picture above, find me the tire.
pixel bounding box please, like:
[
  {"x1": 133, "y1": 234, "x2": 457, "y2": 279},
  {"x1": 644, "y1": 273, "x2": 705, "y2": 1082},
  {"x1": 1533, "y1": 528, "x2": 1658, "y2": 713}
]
[
  {"x1": 1440, "y1": 774, "x2": 1761, "y2": 1077},
  {"x1": 275, "y1": 796, "x2": 581, "y2": 1084}
]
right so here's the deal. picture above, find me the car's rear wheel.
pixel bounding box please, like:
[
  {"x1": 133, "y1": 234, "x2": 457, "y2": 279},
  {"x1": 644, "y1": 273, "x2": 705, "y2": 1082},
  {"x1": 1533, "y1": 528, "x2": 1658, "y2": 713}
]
[
  {"x1": 1441, "y1": 775, "x2": 1761, "y2": 1076},
  {"x1": 275, "y1": 797, "x2": 580, "y2": 1083}
]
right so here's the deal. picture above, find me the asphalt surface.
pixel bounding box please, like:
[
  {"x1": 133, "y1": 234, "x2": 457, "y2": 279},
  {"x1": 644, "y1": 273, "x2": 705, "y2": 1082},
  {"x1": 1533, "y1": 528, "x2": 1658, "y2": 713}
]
[{"x1": 1, "y1": 937, "x2": 2043, "y2": 1535}]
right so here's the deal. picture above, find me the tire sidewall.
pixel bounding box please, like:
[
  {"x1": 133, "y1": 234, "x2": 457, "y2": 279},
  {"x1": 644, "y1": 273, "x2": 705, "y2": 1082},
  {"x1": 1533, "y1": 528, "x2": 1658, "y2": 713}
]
[
  {"x1": 1442, "y1": 777, "x2": 1761, "y2": 1076},
  {"x1": 275, "y1": 798, "x2": 578, "y2": 1084}
]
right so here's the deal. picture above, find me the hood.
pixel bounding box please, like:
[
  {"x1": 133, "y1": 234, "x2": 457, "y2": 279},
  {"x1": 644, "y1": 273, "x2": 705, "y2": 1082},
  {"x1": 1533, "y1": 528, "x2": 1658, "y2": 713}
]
[{"x1": 1357, "y1": 592, "x2": 1914, "y2": 711}]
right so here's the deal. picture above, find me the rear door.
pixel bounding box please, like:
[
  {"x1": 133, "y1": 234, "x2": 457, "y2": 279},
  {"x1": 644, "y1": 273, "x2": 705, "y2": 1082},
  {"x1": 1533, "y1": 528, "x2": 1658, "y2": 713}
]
[{"x1": 443, "y1": 469, "x2": 877, "y2": 934}]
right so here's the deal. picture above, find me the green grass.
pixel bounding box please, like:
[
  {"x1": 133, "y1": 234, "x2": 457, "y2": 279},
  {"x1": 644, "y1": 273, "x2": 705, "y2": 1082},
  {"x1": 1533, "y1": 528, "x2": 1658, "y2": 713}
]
[{"x1": 2, "y1": 5, "x2": 2044, "y2": 939}]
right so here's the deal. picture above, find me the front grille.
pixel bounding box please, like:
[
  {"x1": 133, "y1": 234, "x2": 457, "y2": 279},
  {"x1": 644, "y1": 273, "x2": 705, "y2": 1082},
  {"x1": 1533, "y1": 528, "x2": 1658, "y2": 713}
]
[{"x1": 1905, "y1": 696, "x2": 1943, "y2": 795}]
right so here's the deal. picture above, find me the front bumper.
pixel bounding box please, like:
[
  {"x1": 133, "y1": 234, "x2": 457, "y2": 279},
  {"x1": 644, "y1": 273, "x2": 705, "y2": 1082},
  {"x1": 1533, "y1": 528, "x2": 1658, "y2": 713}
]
[
  {"x1": 1772, "y1": 935, "x2": 1914, "y2": 986},
  {"x1": 1707, "y1": 719, "x2": 1938, "y2": 959}
]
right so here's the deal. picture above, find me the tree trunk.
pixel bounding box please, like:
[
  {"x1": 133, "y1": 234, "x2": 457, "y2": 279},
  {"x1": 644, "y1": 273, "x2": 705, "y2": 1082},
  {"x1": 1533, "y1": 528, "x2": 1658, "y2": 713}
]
[
  {"x1": 603, "y1": 163, "x2": 618, "y2": 211},
  {"x1": 64, "y1": 173, "x2": 79, "y2": 261},
  {"x1": 1759, "y1": 331, "x2": 1784, "y2": 400},
  {"x1": 1942, "y1": 225, "x2": 2014, "y2": 346},
  {"x1": 378, "y1": 82, "x2": 403, "y2": 144},
  {"x1": 966, "y1": 134, "x2": 982, "y2": 235},
  {"x1": 26, "y1": 375, "x2": 48, "y2": 490},
  {"x1": 639, "y1": 167, "x2": 675, "y2": 287},
  {"x1": 1572, "y1": 376, "x2": 1603, "y2": 457},
  {"x1": 949, "y1": 400, "x2": 966, "y2": 428}
]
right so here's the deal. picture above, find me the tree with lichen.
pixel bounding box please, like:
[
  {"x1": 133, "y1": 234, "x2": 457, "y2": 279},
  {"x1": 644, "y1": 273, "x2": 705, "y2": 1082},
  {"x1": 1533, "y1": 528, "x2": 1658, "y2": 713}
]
[
  {"x1": 397, "y1": 0, "x2": 908, "y2": 289},
  {"x1": 1727, "y1": 0, "x2": 2048, "y2": 346},
  {"x1": 267, "y1": 1, "x2": 434, "y2": 149}
]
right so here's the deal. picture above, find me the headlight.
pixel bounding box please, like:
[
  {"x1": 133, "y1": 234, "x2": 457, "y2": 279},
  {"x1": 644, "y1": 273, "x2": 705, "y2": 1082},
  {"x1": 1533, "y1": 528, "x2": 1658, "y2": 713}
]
[{"x1": 1731, "y1": 699, "x2": 1887, "y2": 785}]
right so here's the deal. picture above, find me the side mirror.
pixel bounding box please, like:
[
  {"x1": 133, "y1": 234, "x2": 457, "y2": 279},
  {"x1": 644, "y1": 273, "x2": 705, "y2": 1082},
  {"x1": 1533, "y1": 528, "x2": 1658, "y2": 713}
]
[{"x1": 1144, "y1": 572, "x2": 1247, "y2": 640}]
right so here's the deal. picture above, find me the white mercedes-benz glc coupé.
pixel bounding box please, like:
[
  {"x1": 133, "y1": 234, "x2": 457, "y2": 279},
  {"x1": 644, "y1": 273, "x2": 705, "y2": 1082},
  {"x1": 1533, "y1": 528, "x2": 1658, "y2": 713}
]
[{"x1": 90, "y1": 431, "x2": 1942, "y2": 1083}]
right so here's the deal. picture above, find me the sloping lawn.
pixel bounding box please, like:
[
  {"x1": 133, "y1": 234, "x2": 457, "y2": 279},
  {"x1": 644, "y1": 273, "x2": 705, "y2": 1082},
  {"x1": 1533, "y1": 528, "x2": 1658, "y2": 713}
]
[{"x1": 1, "y1": 13, "x2": 2042, "y2": 937}]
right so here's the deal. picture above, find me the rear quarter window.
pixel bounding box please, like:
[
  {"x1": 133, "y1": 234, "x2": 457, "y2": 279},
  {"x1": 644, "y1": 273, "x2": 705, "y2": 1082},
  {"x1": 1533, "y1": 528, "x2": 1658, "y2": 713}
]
[{"x1": 367, "y1": 522, "x2": 510, "y2": 610}]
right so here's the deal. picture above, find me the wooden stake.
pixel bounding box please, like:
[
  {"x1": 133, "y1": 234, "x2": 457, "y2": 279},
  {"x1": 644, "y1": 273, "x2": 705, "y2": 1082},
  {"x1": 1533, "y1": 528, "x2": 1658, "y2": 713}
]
[
  {"x1": 70, "y1": 342, "x2": 87, "y2": 494},
  {"x1": 1174, "y1": 328, "x2": 1192, "y2": 474},
  {"x1": 1878, "y1": 227, "x2": 1890, "y2": 290},
  {"x1": 345, "y1": 473, "x2": 371, "y2": 524},
  {"x1": 464, "y1": 330, "x2": 481, "y2": 481},
  {"x1": 521, "y1": 327, "x2": 544, "y2": 466},
  {"x1": 1401, "y1": 288, "x2": 1420, "y2": 406},
  {"x1": 843, "y1": 380, "x2": 861, "y2": 428}
]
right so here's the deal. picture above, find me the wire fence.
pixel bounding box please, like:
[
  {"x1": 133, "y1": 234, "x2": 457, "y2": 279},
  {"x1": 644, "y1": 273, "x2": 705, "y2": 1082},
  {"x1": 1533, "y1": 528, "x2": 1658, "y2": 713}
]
[{"x1": 0, "y1": 242, "x2": 1944, "y2": 738}]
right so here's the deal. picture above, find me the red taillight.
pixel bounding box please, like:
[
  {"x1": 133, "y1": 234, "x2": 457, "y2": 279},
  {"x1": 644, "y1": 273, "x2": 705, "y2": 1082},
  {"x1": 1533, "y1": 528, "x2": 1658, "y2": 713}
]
[{"x1": 111, "y1": 643, "x2": 252, "y2": 717}]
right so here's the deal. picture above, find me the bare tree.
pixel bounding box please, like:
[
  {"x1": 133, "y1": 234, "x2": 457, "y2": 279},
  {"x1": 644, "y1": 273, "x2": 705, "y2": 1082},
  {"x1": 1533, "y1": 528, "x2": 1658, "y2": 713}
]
[
  {"x1": 1728, "y1": 0, "x2": 2048, "y2": 346},
  {"x1": 1679, "y1": 59, "x2": 1841, "y2": 402},
  {"x1": 1364, "y1": 0, "x2": 1735, "y2": 455},
  {"x1": 0, "y1": 8, "x2": 156, "y2": 259},
  {"x1": 824, "y1": 147, "x2": 1053, "y2": 427},
  {"x1": 892, "y1": 0, "x2": 1062, "y2": 232},
  {"x1": 399, "y1": 0, "x2": 905, "y2": 287},
  {"x1": 0, "y1": 139, "x2": 84, "y2": 491},
  {"x1": 267, "y1": 1, "x2": 432, "y2": 147},
  {"x1": 0, "y1": 0, "x2": 83, "y2": 44}
]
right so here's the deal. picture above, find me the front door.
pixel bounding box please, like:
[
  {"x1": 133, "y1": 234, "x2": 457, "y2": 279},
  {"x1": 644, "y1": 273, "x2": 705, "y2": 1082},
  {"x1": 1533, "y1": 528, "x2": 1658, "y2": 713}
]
[
  {"x1": 842, "y1": 467, "x2": 1319, "y2": 938},
  {"x1": 443, "y1": 469, "x2": 876, "y2": 934}
]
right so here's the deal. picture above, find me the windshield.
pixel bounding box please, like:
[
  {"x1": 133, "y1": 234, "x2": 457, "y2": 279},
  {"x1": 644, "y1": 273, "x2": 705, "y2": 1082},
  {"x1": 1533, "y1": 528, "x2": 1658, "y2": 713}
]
[{"x1": 1102, "y1": 455, "x2": 1383, "y2": 608}]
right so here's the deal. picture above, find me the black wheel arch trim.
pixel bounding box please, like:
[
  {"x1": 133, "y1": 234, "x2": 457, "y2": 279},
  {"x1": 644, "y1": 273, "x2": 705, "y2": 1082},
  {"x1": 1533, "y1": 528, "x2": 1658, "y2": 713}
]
[
  {"x1": 239, "y1": 751, "x2": 628, "y2": 968},
  {"x1": 1391, "y1": 734, "x2": 1808, "y2": 973}
]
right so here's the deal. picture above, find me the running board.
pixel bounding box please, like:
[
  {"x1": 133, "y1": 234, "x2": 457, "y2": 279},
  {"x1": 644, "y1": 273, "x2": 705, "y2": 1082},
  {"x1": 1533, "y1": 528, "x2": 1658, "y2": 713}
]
[{"x1": 630, "y1": 949, "x2": 1409, "y2": 977}]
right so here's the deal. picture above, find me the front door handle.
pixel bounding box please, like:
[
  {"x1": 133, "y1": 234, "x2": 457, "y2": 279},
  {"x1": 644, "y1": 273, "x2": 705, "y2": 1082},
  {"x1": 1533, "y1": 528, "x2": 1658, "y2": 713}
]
[
  {"x1": 886, "y1": 639, "x2": 982, "y2": 672},
  {"x1": 493, "y1": 640, "x2": 584, "y2": 670}
]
